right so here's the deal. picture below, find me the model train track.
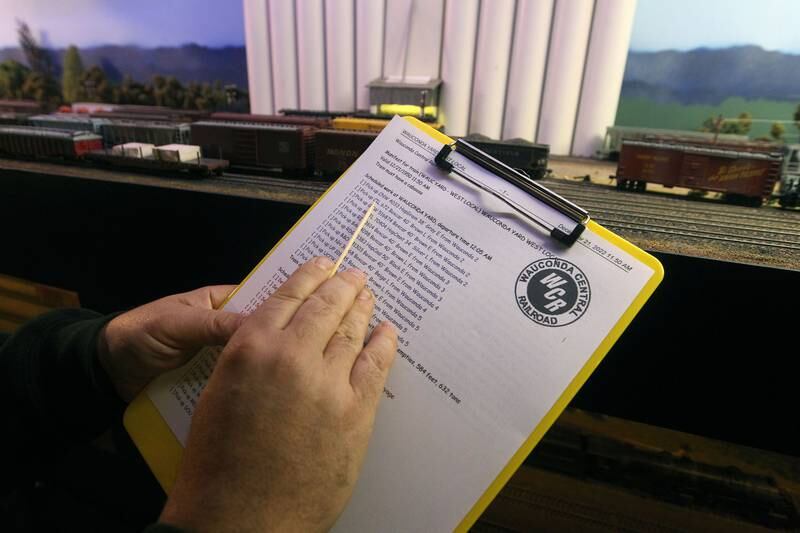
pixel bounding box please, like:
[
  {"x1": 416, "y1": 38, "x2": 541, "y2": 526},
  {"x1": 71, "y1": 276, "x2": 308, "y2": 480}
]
[
  {"x1": 219, "y1": 172, "x2": 332, "y2": 192},
  {"x1": 174, "y1": 165, "x2": 800, "y2": 262},
  {"x1": 543, "y1": 180, "x2": 798, "y2": 226},
  {"x1": 213, "y1": 173, "x2": 800, "y2": 251},
  {"x1": 591, "y1": 219, "x2": 800, "y2": 251},
  {"x1": 583, "y1": 207, "x2": 800, "y2": 236},
  {"x1": 565, "y1": 193, "x2": 798, "y2": 228},
  {"x1": 536, "y1": 180, "x2": 800, "y2": 251}
]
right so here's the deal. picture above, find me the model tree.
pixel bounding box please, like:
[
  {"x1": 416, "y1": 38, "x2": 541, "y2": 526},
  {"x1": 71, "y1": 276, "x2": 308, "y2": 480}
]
[
  {"x1": 17, "y1": 20, "x2": 60, "y2": 106},
  {"x1": 61, "y1": 45, "x2": 84, "y2": 103},
  {"x1": 0, "y1": 60, "x2": 30, "y2": 99},
  {"x1": 701, "y1": 112, "x2": 753, "y2": 136},
  {"x1": 113, "y1": 75, "x2": 152, "y2": 105},
  {"x1": 770, "y1": 122, "x2": 785, "y2": 141},
  {"x1": 79, "y1": 66, "x2": 112, "y2": 102}
]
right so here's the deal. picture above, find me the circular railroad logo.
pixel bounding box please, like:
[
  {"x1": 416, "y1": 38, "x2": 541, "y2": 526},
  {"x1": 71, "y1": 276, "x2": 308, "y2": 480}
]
[{"x1": 515, "y1": 258, "x2": 591, "y2": 327}]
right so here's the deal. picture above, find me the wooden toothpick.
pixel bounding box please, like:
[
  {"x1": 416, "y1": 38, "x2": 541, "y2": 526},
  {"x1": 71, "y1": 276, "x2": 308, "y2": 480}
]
[{"x1": 328, "y1": 202, "x2": 377, "y2": 279}]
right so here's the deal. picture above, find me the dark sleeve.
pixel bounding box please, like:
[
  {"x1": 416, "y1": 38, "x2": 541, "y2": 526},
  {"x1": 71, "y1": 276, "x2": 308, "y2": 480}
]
[
  {"x1": 142, "y1": 523, "x2": 194, "y2": 533},
  {"x1": 0, "y1": 308, "x2": 125, "y2": 491}
]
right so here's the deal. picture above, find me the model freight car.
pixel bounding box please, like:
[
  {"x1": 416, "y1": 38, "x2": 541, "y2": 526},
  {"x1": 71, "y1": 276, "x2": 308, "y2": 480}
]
[
  {"x1": 190, "y1": 121, "x2": 314, "y2": 173},
  {"x1": 86, "y1": 143, "x2": 228, "y2": 177},
  {"x1": 0, "y1": 99, "x2": 45, "y2": 114},
  {"x1": 0, "y1": 126, "x2": 102, "y2": 158},
  {"x1": 462, "y1": 134, "x2": 549, "y2": 180},
  {"x1": 90, "y1": 111, "x2": 187, "y2": 123},
  {"x1": 0, "y1": 112, "x2": 30, "y2": 126},
  {"x1": 97, "y1": 120, "x2": 191, "y2": 148},
  {"x1": 598, "y1": 126, "x2": 750, "y2": 160},
  {"x1": 30, "y1": 113, "x2": 110, "y2": 133},
  {"x1": 314, "y1": 129, "x2": 378, "y2": 179},
  {"x1": 73, "y1": 103, "x2": 209, "y2": 122},
  {"x1": 331, "y1": 117, "x2": 390, "y2": 133},
  {"x1": 210, "y1": 112, "x2": 331, "y2": 128},
  {"x1": 616, "y1": 139, "x2": 783, "y2": 205},
  {"x1": 778, "y1": 144, "x2": 800, "y2": 208}
]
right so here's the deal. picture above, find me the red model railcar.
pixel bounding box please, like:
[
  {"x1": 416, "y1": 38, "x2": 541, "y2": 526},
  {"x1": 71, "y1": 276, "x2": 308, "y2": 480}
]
[
  {"x1": 616, "y1": 139, "x2": 782, "y2": 205},
  {"x1": 0, "y1": 126, "x2": 102, "y2": 158}
]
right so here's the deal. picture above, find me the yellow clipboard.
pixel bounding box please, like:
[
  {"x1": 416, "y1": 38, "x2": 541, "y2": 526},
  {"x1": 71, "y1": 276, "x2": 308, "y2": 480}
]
[{"x1": 125, "y1": 116, "x2": 663, "y2": 531}]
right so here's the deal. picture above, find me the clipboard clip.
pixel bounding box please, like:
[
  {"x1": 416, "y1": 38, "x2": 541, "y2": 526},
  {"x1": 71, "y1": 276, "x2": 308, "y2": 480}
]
[{"x1": 434, "y1": 139, "x2": 590, "y2": 246}]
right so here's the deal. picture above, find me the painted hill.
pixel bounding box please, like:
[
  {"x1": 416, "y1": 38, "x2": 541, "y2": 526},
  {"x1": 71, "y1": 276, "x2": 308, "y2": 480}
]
[
  {"x1": 0, "y1": 44, "x2": 248, "y2": 88},
  {"x1": 623, "y1": 45, "x2": 800, "y2": 105}
]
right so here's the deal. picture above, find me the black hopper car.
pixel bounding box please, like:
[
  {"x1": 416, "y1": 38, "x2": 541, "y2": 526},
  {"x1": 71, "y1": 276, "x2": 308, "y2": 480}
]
[{"x1": 461, "y1": 134, "x2": 549, "y2": 180}]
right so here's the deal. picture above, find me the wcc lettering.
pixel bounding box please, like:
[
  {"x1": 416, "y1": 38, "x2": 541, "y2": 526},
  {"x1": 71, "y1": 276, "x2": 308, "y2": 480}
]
[{"x1": 515, "y1": 259, "x2": 591, "y2": 327}]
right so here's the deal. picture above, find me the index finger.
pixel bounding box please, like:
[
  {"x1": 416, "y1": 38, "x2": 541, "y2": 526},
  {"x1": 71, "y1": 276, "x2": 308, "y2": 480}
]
[{"x1": 247, "y1": 256, "x2": 335, "y2": 329}]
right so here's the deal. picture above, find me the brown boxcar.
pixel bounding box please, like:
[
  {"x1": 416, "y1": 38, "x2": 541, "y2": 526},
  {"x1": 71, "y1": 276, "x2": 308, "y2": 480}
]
[
  {"x1": 90, "y1": 111, "x2": 184, "y2": 123},
  {"x1": 0, "y1": 126, "x2": 102, "y2": 158},
  {"x1": 75, "y1": 103, "x2": 208, "y2": 122},
  {"x1": 617, "y1": 139, "x2": 782, "y2": 204},
  {"x1": 210, "y1": 112, "x2": 331, "y2": 129},
  {"x1": 190, "y1": 121, "x2": 314, "y2": 171},
  {"x1": 0, "y1": 99, "x2": 45, "y2": 114},
  {"x1": 314, "y1": 129, "x2": 378, "y2": 179}
]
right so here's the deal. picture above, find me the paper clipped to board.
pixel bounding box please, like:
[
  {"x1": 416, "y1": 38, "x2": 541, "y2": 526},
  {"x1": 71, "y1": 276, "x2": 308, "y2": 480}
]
[{"x1": 125, "y1": 116, "x2": 663, "y2": 533}]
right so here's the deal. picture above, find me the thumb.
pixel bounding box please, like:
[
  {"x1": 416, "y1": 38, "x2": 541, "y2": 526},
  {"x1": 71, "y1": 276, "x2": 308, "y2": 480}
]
[
  {"x1": 351, "y1": 322, "x2": 398, "y2": 405},
  {"x1": 168, "y1": 307, "x2": 245, "y2": 349}
]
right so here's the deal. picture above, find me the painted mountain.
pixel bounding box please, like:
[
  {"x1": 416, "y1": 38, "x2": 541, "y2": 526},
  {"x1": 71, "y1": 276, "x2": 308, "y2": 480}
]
[
  {"x1": 622, "y1": 45, "x2": 800, "y2": 105},
  {"x1": 617, "y1": 45, "x2": 800, "y2": 139},
  {"x1": 0, "y1": 44, "x2": 247, "y2": 88}
]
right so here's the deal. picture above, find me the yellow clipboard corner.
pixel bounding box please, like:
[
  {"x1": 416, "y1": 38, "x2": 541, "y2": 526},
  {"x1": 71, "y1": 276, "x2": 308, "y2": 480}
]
[{"x1": 124, "y1": 390, "x2": 184, "y2": 492}]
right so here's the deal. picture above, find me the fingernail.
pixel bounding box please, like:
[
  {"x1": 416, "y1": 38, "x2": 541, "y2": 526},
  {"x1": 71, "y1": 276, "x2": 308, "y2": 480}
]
[
  {"x1": 314, "y1": 256, "x2": 334, "y2": 269},
  {"x1": 346, "y1": 268, "x2": 367, "y2": 280},
  {"x1": 358, "y1": 287, "x2": 372, "y2": 301}
]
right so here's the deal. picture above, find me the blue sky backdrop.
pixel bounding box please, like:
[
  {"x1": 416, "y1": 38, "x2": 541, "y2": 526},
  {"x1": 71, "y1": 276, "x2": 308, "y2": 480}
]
[
  {"x1": 0, "y1": 0, "x2": 245, "y2": 48},
  {"x1": 0, "y1": 0, "x2": 797, "y2": 53},
  {"x1": 630, "y1": 0, "x2": 800, "y2": 53}
]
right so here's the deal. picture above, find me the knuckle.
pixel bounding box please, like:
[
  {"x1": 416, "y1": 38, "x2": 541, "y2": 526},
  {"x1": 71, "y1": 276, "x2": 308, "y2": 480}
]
[
  {"x1": 299, "y1": 259, "x2": 329, "y2": 279},
  {"x1": 268, "y1": 289, "x2": 305, "y2": 308},
  {"x1": 360, "y1": 346, "x2": 387, "y2": 375},
  {"x1": 291, "y1": 317, "x2": 323, "y2": 342},
  {"x1": 307, "y1": 291, "x2": 339, "y2": 315},
  {"x1": 204, "y1": 313, "x2": 223, "y2": 340},
  {"x1": 226, "y1": 335, "x2": 264, "y2": 358},
  {"x1": 225, "y1": 333, "x2": 305, "y2": 375},
  {"x1": 338, "y1": 269, "x2": 366, "y2": 288},
  {"x1": 330, "y1": 326, "x2": 361, "y2": 350}
]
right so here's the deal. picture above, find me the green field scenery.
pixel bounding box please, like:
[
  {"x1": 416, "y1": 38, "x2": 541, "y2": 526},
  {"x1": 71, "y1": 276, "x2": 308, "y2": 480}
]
[
  {"x1": 617, "y1": 46, "x2": 800, "y2": 143},
  {"x1": 616, "y1": 96, "x2": 799, "y2": 142}
]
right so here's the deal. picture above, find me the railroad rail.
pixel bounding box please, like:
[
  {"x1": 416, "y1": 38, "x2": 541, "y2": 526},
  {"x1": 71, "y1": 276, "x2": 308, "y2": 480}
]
[
  {"x1": 539, "y1": 178, "x2": 800, "y2": 269},
  {"x1": 216, "y1": 172, "x2": 800, "y2": 268},
  {"x1": 2, "y1": 158, "x2": 798, "y2": 270}
]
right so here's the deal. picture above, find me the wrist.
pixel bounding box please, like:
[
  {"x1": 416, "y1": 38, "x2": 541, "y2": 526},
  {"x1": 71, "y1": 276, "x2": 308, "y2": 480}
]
[{"x1": 96, "y1": 316, "x2": 140, "y2": 402}]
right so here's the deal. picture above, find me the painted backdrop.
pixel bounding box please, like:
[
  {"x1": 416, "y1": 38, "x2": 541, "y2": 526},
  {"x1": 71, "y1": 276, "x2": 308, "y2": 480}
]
[{"x1": 618, "y1": 0, "x2": 800, "y2": 142}]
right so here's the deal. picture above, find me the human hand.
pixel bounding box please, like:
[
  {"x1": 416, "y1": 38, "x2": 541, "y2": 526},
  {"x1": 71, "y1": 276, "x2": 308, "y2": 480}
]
[
  {"x1": 98, "y1": 285, "x2": 243, "y2": 402},
  {"x1": 160, "y1": 257, "x2": 398, "y2": 533}
]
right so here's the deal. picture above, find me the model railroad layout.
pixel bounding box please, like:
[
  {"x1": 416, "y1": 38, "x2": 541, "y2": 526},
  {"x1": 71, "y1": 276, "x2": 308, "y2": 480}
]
[
  {"x1": 544, "y1": 178, "x2": 800, "y2": 269},
  {"x1": 0, "y1": 102, "x2": 797, "y2": 269},
  {"x1": 213, "y1": 173, "x2": 800, "y2": 270}
]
